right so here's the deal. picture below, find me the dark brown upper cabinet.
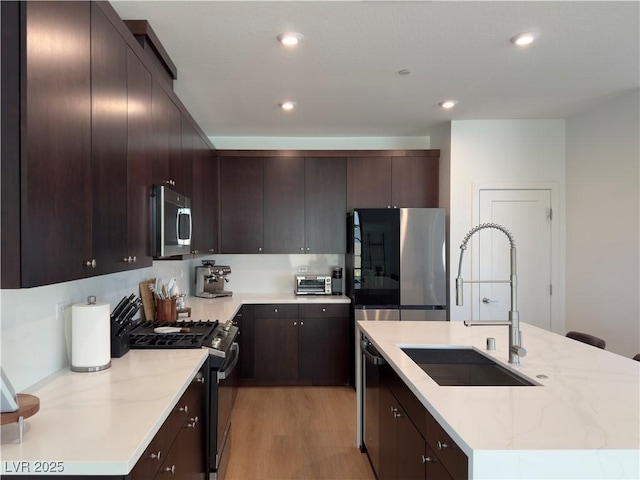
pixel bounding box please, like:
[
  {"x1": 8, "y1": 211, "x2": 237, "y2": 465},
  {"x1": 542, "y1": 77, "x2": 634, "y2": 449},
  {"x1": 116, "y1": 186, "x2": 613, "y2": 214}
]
[
  {"x1": 2, "y1": 1, "x2": 93, "y2": 287},
  {"x1": 347, "y1": 153, "x2": 440, "y2": 211},
  {"x1": 263, "y1": 157, "x2": 305, "y2": 253},
  {"x1": 125, "y1": 48, "x2": 153, "y2": 270},
  {"x1": 91, "y1": 4, "x2": 129, "y2": 276},
  {"x1": 219, "y1": 157, "x2": 264, "y2": 253},
  {"x1": 304, "y1": 157, "x2": 346, "y2": 254},
  {"x1": 191, "y1": 138, "x2": 218, "y2": 255}
]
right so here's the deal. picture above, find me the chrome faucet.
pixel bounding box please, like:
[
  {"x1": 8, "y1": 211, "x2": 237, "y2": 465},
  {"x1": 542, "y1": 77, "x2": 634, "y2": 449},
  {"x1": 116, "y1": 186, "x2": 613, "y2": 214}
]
[{"x1": 455, "y1": 223, "x2": 526, "y2": 364}]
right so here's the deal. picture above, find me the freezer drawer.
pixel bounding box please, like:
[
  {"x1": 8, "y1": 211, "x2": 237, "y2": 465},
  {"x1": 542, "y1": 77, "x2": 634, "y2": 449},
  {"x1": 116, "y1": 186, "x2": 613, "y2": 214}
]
[
  {"x1": 355, "y1": 309, "x2": 400, "y2": 321},
  {"x1": 400, "y1": 308, "x2": 447, "y2": 321}
]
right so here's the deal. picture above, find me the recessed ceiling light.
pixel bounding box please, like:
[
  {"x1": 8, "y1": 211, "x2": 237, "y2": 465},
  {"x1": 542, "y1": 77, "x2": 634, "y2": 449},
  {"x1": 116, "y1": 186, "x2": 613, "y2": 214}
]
[
  {"x1": 510, "y1": 32, "x2": 539, "y2": 46},
  {"x1": 280, "y1": 101, "x2": 296, "y2": 111},
  {"x1": 438, "y1": 100, "x2": 458, "y2": 109},
  {"x1": 277, "y1": 32, "x2": 303, "y2": 46}
]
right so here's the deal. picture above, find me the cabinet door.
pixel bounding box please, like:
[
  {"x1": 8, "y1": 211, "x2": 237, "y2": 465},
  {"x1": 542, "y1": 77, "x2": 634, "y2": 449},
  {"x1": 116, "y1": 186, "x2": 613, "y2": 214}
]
[
  {"x1": 167, "y1": 98, "x2": 183, "y2": 189},
  {"x1": 346, "y1": 157, "x2": 392, "y2": 210},
  {"x1": 201, "y1": 149, "x2": 218, "y2": 254},
  {"x1": 391, "y1": 156, "x2": 439, "y2": 208},
  {"x1": 22, "y1": 1, "x2": 93, "y2": 286},
  {"x1": 91, "y1": 4, "x2": 128, "y2": 275},
  {"x1": 220, "y1": 157, "x2": 264, "y2": 253},
  {"x1": 378, "y1": 383, "x2": 399, "y2": 480},
  {"x1": 298, "y1": 315, "x2": 350, "y2": 385},
  {"x1": 263, "y1": 156, "x2": 305, "y2": 253},
  {"x1": 126, "y1": 49, "x2": 153, "y2": 269},
  {"x1": 173, "y1": 116, "x2": 194, "y2": 198},
  {"x1": 396, "y1": 411, "x2": 427, "y2": 480},
  {"x1": 151, "y1": 79, "x2": 171, "y2": 187},
  {"x1": 190, "y1": 137, "x2": 217, "y2": 255},
  {"x1": 253, "y1": 317, "x2": 298, "y2": 380},
  {"x1": 304, "y1": 157, "x2": 346, "y2": 253}
]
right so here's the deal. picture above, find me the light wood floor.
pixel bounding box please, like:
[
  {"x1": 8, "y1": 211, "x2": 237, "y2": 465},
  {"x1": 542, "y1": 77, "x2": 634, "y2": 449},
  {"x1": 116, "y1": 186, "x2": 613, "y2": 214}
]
[{"x1": 225, "y1": 386, "x2": 376, "y2": 480}]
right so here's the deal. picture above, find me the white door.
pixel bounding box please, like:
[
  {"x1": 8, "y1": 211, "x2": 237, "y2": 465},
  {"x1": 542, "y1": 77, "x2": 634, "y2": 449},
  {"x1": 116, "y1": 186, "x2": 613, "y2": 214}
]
[{"x1": 476, "y1": 189, "x2": 552, "y2": 331}]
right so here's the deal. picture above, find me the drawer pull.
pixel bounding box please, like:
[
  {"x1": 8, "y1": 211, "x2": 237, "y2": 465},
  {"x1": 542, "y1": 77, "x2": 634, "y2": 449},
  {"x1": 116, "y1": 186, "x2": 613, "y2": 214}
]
[
  {"x1": 194, "y1": 376, "x2": 205, "y2": 384},
  {"x1": 150, "y1": 451, "x2": 161, "y2": 462},
  {"x1": 178, "y1": 405, "x2": 188, "y2": 414},
  {"x1": 437, "y1": 440, "x2": 450, "y2": 450},
  {"x1": 164, "y1": 465, "x2": 175, "y2": 474},
  {"x1": 274, "y1": 308, "x2": 278, "y2": 313},
  {"x1": 421, "y1": 455, "x2": 437, "y2": 463},
  {"x1": 189, "y1": 416, "x2": 199, "y2": 425},
  {"x1": 322, "y1": 308, "x2": 326, "y2": 312}
]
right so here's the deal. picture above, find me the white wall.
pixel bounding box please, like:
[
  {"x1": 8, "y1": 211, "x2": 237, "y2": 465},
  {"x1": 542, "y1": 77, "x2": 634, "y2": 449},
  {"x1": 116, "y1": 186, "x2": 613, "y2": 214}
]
[
  {"x1": 565, "y1": 88, "x2": 640, "y2": 358},
  {"x1": 0, "y1": 261, "x2": 191, "y2": 392},
  {"x1": 437, "y1": 120, "x2": 566, "y2": 330},
  {"x1": 208, "y1": 136, "x2": 430, "y2": 150},
  {"x1": 190, "y1": 254, "x2": 343, "y2": 295}
]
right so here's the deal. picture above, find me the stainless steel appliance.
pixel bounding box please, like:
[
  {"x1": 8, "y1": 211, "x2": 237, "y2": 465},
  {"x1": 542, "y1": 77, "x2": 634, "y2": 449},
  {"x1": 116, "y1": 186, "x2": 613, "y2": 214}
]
[
  {"x1": 294, "y1": 274, "x2": 332, "y2": 295},
  {"x1": 346, "y1": 208, "x2": 447, "y2": 321},
  {"x1": 129, "y1": 319, "x2": 239, "y2": 480},
  {"x1": 151, "y1": 185, "x2": 192, "y2": 258},
  {"x1": 195, "y1": 261, "x2": 233, "y2": 298}
]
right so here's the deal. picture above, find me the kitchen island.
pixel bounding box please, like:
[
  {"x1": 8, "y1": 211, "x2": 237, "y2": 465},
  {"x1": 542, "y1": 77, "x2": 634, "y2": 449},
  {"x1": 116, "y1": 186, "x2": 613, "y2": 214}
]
[{"x1": 357, "y1": 320, "x2": 640, "y2": 479}]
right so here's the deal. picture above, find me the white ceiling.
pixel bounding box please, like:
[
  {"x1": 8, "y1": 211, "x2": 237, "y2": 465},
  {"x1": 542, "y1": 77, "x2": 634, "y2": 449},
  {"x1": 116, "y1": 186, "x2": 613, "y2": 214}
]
[{"x1": 111, "y1": 1, "x2": 640, "y2": 139}]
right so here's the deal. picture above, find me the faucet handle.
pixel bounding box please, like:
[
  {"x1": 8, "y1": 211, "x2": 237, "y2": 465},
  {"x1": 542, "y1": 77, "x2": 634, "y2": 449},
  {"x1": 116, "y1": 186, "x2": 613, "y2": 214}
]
[{"x1": 511, "y1": 345, "x2": 527, "y2": 357}]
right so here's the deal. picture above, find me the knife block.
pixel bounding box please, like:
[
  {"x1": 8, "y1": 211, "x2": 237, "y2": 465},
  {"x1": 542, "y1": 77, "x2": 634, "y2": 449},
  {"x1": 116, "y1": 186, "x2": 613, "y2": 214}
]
[{"x1": 110, "y1": 319, "x2": 130, "y2": 358}]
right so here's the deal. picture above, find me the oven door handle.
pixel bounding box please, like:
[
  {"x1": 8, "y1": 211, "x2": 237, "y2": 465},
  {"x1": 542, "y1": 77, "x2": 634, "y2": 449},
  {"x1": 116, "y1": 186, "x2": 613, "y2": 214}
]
[{"x1": 217, "y1": 342, "x2": 239, "y2": 381}]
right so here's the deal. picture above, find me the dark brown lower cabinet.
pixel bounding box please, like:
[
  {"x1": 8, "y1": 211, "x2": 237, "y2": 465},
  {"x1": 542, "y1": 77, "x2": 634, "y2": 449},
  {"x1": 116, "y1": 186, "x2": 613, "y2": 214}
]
[
  {"x1": 129, "y1": 365, "x2": 207, "y2": 480},
  {"x1": 246, "y1": 303, "x2": 350, "y2": 386},
  {"x1": 376, "y1": 364, "x2": 468, "y2": 480}
]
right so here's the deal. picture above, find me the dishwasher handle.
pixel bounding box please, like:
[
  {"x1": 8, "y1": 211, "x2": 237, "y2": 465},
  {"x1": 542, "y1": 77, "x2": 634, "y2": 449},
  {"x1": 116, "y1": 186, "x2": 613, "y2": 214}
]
[{"x1": 362, "y1": 342, "x2": 386, "y2": 366}]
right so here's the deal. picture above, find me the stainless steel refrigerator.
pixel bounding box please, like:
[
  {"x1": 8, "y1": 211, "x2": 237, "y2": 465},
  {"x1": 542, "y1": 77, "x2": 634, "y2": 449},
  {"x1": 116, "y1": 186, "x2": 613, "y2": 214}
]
[{"x1": 346, "y1": 208, "x2": 447, "y2": 321}]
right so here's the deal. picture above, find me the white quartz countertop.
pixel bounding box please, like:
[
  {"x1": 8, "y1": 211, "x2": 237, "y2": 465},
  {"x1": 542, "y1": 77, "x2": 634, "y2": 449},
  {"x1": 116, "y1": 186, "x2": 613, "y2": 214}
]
[
  {"x1": 0, "y1": 293, "x2": 350, "y2": 476},
  {"x1": 358, "y1": 321, "x2": 640, "y2": 480},
  {"x1": 0, "y1": 348, "x2": 209, "y2": 476},
  {"x1": 184, "y1": 292, "x2": 350, "y2": 322}
]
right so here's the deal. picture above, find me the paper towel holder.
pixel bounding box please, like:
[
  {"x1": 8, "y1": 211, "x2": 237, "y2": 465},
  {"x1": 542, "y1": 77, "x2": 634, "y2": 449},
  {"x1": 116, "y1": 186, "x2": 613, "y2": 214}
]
[{"x1": 71, "y1": 296, "x2": 112, "y2": 373}]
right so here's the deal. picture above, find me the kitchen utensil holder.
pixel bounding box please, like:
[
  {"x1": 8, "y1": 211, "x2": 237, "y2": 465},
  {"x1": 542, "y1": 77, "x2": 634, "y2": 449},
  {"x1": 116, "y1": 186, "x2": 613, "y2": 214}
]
[
  {"x1": 156, "y1": 297, "x2": 177, "y2": 323},
  {"x1": 110, "y1": 327, "x2": 130, "y2": 358}
]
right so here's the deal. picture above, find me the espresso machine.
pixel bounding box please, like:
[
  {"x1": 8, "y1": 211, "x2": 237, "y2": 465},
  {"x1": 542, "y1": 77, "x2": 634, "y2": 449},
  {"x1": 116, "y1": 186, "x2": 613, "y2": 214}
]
[{"x1": 194, "y1": 261, "x2": 233, "y2": 298}]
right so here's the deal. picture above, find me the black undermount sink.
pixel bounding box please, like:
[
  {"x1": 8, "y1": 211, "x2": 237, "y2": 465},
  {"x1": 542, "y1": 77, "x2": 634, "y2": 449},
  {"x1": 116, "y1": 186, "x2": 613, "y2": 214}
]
[{"x1": 401, "y1": 347, "x2": 536, "y2": 386}]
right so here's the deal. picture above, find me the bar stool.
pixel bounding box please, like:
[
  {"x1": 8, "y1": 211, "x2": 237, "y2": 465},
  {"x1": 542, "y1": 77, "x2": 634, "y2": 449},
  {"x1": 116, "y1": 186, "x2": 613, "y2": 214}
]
[{"x1": 565, "y1": 331, "x2": 606, "y2": 349}]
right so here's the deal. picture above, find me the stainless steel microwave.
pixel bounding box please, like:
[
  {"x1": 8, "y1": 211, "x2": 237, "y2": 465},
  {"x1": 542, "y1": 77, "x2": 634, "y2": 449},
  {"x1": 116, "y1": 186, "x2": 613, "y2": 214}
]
[
  {"x1": 295, "y1": 274, "x2": 332, "y2": 295},
  {"x1": 152, "y1": 185, "x2": 192, "y2": 258}
]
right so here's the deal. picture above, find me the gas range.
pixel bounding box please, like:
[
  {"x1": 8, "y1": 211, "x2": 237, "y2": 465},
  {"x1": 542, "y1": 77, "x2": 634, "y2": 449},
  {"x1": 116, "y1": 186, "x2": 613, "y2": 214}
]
[{"x1": 129, "y1": 319, "x2": 238, "y2": 362}]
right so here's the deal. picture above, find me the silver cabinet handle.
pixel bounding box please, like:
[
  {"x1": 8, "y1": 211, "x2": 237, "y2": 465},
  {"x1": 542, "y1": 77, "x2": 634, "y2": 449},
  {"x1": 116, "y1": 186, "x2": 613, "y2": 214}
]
[
  {"x1": 482, "y1": 297, "x2": 499, "y2": 304},
  {"x1": 165, "y1": 180, "x2": 175, "y2": 186},
  {"x1": 421, "y1": 455, "x2": 437, "y2": 463},
  {"x1": 437, "y1": 440, "x2": 450, "y2": 450},
  {"x1": 300, "y1": 247, "x2": 304, "y2": 251},
  {"x1": 178, "y1": 405, "x2": 188, "y2": 414},
  {"x1": 208, "y1": 248, "x2": 215, "y2": 253},
  {"x1": 274, "y1": 308, "x2": 278, "y2": 313},
  {"x1": 194, "y1": 376, "x2": 205, "y2": 384},
  {"x1": 293, "y1": 321, "x2": 297, "y2": 326},
  {"x1": 306, "y1": 247, "x2": 310, "y2": 251},
  {"x1": 322, "y1": 308, "x2": 326, "y2": 312},
  {"x1": 132, "y1": 256, "x2": 136, "y2": 263},
  {"x1": 150, "y1": 451, "x2": 162, "y2": 462},
  {"x1": 300, "y1": 321, "x2": 304, "y2": 326},
  {"x1": 258, "y1": 247, "x2": 263, "y2": 252},
  {"x1": 164, "y1": 465, "x2": 175, "y2": 474},
  {"x1": 83, "y1": 259, "x2": 97, "y2": 268}
]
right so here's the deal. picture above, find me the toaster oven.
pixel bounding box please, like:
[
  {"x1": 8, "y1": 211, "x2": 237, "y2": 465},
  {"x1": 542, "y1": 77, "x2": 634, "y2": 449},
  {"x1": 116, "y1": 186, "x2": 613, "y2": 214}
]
[{"x1": 295, "y1": 274, "x2": 332, "y2": 295}]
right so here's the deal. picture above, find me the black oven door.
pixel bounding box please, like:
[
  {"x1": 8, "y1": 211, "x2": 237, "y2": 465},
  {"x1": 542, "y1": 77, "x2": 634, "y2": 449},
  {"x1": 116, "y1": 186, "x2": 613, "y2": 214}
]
[{"x1": 210, "y1": 342, "x2": 239, "y2": 479}]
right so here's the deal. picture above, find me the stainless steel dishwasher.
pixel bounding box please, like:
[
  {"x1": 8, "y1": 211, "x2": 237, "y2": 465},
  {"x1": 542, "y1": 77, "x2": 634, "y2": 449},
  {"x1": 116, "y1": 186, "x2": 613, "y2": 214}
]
[{"x1": 360, "y1": 336, "x2": 386, "y2": 475}]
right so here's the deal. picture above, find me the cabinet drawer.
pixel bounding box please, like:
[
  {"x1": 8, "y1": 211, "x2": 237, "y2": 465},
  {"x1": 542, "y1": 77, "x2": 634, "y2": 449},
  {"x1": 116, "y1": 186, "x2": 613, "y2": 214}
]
[
  {"x1": 425, "y1": 410, "x2": 468, "y2": 480},
  {"x1": 254, "y1": 304, "x2": 298, "y2": 318},
  {"x1": 299, "y1": 303, "x2": 349, "y2": 318},
  {"x1": 382, "y1": 364, "x2": 427, "y2": 438}
]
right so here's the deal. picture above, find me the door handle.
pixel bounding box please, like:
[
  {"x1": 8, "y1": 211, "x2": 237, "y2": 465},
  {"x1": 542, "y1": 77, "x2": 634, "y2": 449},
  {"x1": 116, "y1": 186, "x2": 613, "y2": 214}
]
[{"x1": 482, "y1": 297, "x2": 499, "y2": 304}]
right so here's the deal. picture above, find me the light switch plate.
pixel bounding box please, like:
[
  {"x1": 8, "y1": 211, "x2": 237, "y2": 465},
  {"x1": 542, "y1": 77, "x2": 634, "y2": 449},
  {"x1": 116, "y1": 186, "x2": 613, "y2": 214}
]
[{"x1": 297, "y1": 266, "x2": 309, "y2": 273}]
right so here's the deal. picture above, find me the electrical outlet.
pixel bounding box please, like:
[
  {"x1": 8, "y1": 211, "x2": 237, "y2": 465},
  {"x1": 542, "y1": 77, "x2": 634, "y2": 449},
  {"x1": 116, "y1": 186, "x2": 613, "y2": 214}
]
[
  {"x1": 297, "y1": 266, "x2": 309, "y2": 273},
  {"x1": 55, "y1": 302, "x2": 67, "y2": 321}
]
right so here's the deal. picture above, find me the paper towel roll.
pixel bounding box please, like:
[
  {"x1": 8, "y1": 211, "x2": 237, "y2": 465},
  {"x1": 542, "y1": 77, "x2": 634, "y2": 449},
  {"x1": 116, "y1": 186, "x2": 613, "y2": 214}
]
[{"x1": 71, "y1": 298, "x2": 111, "y2": 372}]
